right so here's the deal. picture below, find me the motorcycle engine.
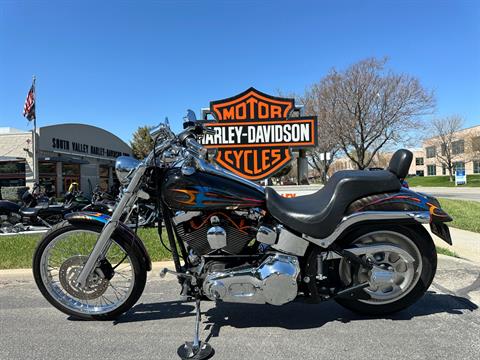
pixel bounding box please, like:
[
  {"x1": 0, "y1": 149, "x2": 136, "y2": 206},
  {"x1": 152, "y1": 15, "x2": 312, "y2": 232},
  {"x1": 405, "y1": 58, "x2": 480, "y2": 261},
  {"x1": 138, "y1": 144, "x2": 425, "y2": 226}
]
[
  {"x1": 173, "y1": 211, "x2": 257, "y2": 255},
  {"x1": 203, "y1": 253, "x2": 300, "y2": 305},
  {"x1": 174, "y1": 211, "x2": 301, "y2": 306}
]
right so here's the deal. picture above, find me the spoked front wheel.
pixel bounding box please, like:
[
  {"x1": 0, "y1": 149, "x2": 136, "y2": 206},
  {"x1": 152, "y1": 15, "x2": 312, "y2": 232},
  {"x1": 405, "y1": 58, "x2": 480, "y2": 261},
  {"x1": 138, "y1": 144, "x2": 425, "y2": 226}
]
[{"x1": 33, "y1": 221, "x2": 147, "y2": 320}]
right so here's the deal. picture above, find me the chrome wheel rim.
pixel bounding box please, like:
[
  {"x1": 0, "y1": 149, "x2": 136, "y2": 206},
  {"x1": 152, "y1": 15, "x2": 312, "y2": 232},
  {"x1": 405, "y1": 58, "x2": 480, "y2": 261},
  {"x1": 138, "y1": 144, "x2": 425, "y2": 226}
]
[
  {"x1": 340, "y1": 230, "x2": 423, "y2": 305},
  {"x1": 40, "y1": 230, "x2": 135, "y2": 315}
]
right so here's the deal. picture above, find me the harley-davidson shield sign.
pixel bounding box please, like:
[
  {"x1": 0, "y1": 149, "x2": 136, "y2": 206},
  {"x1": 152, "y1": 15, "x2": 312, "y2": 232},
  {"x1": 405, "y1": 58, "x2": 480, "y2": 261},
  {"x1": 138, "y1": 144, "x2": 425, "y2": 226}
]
[{"x1": 201, "y1": 88, "x2": 317, "y2": 180}]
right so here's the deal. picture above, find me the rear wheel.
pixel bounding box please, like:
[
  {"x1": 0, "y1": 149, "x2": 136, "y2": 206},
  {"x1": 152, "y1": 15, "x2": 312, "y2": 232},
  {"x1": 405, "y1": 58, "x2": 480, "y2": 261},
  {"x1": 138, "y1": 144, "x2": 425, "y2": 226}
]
[
  {"x1": 335, "y1": 225, "x2": 436, "y2": 315},
  {"x1": 33, "y1": 221, "x2": 147, "y2": 320}
]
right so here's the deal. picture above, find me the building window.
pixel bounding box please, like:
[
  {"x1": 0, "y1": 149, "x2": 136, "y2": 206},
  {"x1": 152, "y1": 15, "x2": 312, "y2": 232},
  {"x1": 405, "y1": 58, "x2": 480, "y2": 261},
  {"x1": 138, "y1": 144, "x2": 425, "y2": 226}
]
[
  {"x1": 452, "y1": 140, "x2": 464, "y2": 155},
  {"x1": 474, "y1": 160, "x2": 480, "y2": 174},
  {"x1": 472, "y1": 136, "x2": 480, "y2": 151},
  {"x1": 0, "y1": 161, "x2": 26, "y2": 187},
  {"x1": 416, "y1": 170, "x2": 424, "y2": 176},
  {"x1": 427, "y1": 165, "x2": 436, "y2": 176},
  {"x1": 62, "y1": 164, "x2": 81, "y2": 193},
  {"x1": 441, "y1": 144, "x2": 447, "y2": 156},
  {"x1": 39, "y1": 161, "x2": 57, "y2": 197},
  {"x1": 99, "y1": 165, "x2": 110, "y2": 191},
  {"x1": 426, "y1": 146, "x2": 436, "y2": 158},
  {"x1": 415, "y1": 157, "x2": 424, "y2": 165},
  {"x1": 472, "y1": 136, "x2": 480, "y2": 152},
  {"x1": 453, "y1": 161, "x2": 465, "y2": 172},
  {"x1": 442, "y1": 164, "x2": 446, "y2": 175}
]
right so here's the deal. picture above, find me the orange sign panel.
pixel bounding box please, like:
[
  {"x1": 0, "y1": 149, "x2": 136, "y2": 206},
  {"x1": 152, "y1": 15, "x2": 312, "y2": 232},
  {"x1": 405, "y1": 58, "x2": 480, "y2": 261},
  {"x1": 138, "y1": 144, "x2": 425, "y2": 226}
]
[{"x1": 202, "y1": 88, "x2": 317, "y2": 180}]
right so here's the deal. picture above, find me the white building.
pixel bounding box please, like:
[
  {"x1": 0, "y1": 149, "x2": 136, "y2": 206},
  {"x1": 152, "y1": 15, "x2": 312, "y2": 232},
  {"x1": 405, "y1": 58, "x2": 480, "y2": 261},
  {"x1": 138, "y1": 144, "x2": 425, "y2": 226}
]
[{"x1": 0, "y1": 123, "x2": 131, "y2": 196}]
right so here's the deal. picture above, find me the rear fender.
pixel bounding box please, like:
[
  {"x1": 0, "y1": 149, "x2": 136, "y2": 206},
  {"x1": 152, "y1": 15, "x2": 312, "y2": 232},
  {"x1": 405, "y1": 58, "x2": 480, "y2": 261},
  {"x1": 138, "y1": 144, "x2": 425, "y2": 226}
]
[
  {"x1": 347, "y1": 188, "x2": 453, "y2": 244},
  {"x1": 64, "y1": 211, "x2": 152, "y2": 271},
  {"x1": 347, "y1": 188, "x2": 452, "y2": 223},
  {"x1": 0, "y1": 200, "x2": 21, "y2": 215}
]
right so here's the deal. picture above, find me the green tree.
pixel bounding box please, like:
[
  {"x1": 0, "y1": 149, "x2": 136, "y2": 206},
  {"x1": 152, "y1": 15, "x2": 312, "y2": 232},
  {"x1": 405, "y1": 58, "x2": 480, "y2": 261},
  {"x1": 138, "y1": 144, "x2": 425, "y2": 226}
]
[{"x1": 130, "y1": 125, "x2": 154, "y2": 159}]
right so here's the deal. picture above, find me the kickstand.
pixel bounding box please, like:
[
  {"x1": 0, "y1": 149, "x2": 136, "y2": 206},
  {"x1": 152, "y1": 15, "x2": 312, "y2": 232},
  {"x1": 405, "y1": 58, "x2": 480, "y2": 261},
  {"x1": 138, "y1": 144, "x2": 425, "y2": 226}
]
[{"x1": 177, "y1": 297, "x2": 213, "y2": 360}]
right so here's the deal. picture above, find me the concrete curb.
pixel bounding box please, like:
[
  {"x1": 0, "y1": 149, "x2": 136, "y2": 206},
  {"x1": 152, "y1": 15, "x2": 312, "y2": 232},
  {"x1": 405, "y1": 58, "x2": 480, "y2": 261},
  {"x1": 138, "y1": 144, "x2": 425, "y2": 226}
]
[
  {"x1": 428, "y1": 226, "x2": 480, "y2": 263},
  {"x1": 0, "y1": 260, "x2": 176, "y2": 282}
]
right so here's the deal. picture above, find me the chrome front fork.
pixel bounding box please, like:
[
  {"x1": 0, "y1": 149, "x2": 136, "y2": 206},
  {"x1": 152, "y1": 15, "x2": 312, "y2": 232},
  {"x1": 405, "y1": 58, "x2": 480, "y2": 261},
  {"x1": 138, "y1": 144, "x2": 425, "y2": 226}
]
[{"x1": 75, "y1": 166, "x2": 147, "y2": 288}]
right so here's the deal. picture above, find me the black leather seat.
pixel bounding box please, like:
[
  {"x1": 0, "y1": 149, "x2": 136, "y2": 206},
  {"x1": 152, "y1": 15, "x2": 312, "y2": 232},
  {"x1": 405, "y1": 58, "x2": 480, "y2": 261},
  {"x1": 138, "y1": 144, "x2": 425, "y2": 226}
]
[
  {"x1": 20, "y1": 204, "x2": 62, "y2": 216},
  {"x1": 266, "y1": 170, "x2": 401, "y2": 239},
  {"x1": 266, "y1": 149, "x2": 413, "y2": 239},
  {"x1": 20, "y1": 207, "x2": 42, "y2": 216}
]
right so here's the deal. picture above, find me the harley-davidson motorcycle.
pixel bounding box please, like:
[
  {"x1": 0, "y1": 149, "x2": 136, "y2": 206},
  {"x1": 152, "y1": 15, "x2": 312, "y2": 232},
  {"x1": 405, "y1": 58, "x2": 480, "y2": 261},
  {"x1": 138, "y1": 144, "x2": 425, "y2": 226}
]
[
  {"x1": 0, "y1": 183, "x2": 90, "y2": 232},
  {"x1": 33, "y1": 119, "x2": 453, "y2": 359}
]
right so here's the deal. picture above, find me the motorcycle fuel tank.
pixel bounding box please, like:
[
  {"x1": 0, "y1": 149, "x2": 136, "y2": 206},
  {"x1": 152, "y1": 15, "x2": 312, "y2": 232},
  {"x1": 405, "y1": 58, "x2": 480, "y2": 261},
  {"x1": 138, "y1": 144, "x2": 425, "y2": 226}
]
[{"x1": 162, "y1": 168, "x2": 265, "y2": 210}]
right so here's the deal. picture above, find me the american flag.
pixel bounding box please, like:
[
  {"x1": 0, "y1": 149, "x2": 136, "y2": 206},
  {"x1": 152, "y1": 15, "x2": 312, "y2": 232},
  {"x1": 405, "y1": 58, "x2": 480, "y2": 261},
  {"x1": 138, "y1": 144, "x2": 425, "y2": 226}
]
[{"x1": 23, "y1": 79, "x2": 36, "y2": 121}]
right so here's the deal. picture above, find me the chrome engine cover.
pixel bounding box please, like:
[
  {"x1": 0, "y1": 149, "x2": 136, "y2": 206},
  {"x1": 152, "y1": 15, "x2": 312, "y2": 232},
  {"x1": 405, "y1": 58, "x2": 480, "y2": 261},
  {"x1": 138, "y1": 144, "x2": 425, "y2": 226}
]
[{"x1": 202, "y1": 254, "x2": 300, "y2": 306}]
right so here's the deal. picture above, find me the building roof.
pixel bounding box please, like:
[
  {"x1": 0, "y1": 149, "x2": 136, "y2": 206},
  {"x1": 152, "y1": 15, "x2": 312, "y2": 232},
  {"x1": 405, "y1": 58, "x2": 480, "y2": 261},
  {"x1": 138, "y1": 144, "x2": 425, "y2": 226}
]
[
  {"x1": 0, "y1": 127, "x2": 29, "y2": 134},
  {"x1": 423, "y1": 123, "x2": 480, "y2": 142},
  {"x1": 38, "y1": 123, "x2": 131, "y2": 151},
  {"x1": 0, "y1": 156, "x2": 26, "y2": 162}
]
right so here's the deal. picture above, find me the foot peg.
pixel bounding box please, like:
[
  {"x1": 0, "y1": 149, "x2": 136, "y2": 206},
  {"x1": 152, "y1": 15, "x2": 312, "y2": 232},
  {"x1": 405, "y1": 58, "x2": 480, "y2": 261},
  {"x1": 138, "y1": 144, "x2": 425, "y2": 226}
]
[
  {"x1": 160, "y1": 268, "x2": 195, "y2": 280},
  {"x1": 177, "y1": 297, "x2": 213, "y2": 360}
]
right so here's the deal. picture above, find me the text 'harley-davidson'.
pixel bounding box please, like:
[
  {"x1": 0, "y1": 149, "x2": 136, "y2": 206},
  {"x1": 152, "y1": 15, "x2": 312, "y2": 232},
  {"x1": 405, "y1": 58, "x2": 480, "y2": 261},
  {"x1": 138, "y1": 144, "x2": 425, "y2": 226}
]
[{"x1": 33, "y1": 118, "x2": 453, "y2": 359}]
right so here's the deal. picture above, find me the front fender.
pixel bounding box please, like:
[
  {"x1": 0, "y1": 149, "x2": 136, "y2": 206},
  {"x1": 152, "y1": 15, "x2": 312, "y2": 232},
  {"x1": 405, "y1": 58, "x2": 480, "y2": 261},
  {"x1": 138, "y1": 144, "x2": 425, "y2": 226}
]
[{"x1": 64, "y1": 211, "x2": 152, "y2": 271}]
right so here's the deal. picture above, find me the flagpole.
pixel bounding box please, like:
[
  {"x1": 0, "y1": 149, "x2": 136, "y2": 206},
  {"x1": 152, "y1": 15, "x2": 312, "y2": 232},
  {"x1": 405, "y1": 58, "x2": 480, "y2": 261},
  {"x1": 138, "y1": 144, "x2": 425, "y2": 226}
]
[{"x1": 32, "y1": 76, "x2": 38, "y2": 183}]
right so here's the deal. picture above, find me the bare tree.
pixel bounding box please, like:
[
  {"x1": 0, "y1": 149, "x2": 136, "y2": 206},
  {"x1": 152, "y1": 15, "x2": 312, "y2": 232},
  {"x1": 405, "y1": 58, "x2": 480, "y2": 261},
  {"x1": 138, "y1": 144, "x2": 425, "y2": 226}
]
[
  {"x1": 311, "y1": 57, "x2": 435, "y2": 169},
  {"x1": 429, "y1": 116, "x2": 464, "y2": 181},
  {"x1": 300, "y1": 88, "x2": 340, "y2": 183}
]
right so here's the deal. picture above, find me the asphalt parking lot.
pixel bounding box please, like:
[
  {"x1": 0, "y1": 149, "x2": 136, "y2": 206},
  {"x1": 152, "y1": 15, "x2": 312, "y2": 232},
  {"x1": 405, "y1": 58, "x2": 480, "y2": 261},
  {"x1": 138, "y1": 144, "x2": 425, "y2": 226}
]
[{"x1": 1, "y1": 255, "x2": 479, "y2": 360}]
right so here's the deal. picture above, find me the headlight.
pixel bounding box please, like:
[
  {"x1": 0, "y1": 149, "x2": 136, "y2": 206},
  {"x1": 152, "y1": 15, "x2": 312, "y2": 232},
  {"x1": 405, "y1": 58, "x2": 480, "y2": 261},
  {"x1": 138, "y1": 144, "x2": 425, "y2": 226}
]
[{"x1": 115, "y1": 156, "x2": 140, "y2": 185}]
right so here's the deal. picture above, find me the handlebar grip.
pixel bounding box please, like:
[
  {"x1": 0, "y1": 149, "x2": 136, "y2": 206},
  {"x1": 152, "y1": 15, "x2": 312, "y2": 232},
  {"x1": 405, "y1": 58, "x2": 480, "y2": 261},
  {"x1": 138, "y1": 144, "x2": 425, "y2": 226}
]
[
  {"x1": 204, "y1": 127, "x2": 215, "y2": 136},
  {"x1": 185, "y1": 137, "x2": 205, "y2": 154}
]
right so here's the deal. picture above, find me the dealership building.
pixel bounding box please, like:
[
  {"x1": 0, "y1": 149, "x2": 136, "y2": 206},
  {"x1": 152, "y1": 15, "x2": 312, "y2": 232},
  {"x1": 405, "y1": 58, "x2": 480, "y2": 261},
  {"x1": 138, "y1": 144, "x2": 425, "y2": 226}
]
[
  {"x1": 328, "y1": 124, "x2": 480, "y2": 177},
  {"x1": 0, "y1": 124, "x2": 131, "y2": 196}
]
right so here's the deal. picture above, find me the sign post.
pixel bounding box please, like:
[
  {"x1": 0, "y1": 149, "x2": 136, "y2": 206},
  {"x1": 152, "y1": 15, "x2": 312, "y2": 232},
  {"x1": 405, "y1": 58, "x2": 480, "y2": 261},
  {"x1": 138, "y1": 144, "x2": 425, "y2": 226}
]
[{"x1": 455, "y1": 169, "x2": 467, "y2": 186}]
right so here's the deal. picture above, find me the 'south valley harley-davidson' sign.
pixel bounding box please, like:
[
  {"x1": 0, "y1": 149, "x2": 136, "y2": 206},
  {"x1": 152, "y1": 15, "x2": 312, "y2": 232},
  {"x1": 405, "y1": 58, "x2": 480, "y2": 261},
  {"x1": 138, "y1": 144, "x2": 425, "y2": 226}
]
[{"x1": 201, "y1": 88, "x2": 317, "y2": 180}]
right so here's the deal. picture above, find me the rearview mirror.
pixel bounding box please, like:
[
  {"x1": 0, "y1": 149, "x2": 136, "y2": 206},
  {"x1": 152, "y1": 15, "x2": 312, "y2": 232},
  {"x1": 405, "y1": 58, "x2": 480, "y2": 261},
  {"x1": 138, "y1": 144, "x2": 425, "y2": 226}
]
[
  {"x1": 184, "y1": 109, "x2": 197, "y2": 122},
  {"x1": 115, "y1": 156, "x2": 140, "y2": 185}
]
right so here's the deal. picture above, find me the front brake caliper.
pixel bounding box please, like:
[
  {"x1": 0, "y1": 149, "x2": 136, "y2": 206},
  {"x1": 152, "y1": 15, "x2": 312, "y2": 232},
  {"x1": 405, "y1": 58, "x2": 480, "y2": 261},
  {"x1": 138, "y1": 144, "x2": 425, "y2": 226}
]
[{"x1": 97, "y1": 259, "x2": 115, "y2": 280}]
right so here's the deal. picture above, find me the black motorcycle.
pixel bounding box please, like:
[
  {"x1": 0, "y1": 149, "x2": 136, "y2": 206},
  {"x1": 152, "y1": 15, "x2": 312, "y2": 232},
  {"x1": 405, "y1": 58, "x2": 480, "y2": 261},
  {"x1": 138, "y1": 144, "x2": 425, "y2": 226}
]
[
  {"x1": 33, "y1": 120, "x2": 452, "y2": 359},
  {"x1": 0, "y1": 183, "x2": 90, "y2": 232},
  {"x1": 81, "y1": 185, "x2": 117, "y2": 215},
  {"x1": 82, "y1": 185, "x2": 159, "y2": 227}
]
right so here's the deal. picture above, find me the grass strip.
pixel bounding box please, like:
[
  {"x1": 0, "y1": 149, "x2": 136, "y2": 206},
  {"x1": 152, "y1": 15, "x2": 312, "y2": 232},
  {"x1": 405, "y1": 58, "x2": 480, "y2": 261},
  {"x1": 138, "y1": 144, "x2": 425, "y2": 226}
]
[
  {"x1": 437, "y1": 198, "x2": 480, "y2": 233},
  {"x1": 406, "y1": 174, "x2": 480, "y2": 187},
  {"x1": 0, "y1": 228, "x2": 172, "y2": 270},
  {"x1": 435, "y1": 246, "x2": 458, "y2": 258}
]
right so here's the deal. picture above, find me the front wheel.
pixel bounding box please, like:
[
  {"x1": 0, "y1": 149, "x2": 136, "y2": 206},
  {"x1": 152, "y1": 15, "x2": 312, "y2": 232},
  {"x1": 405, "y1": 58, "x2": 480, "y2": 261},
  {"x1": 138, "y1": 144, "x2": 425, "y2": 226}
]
[
  {"x1": 335, "y1": 225, "x2": 437, "y2": 315},
  {"x1": 33, "y1": 221, "x2": 147, "y2": 320}
]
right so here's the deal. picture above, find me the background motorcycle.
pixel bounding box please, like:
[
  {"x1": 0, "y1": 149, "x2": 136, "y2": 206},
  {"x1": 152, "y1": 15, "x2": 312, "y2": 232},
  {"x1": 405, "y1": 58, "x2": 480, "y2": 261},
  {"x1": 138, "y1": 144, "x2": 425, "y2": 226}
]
[
  {"x1": 82, "y1": 185, "x2": 159, "y2": 227},
  {"x1": 32, "y1": 119, "x2": 452, "y2": 359},
  {"x1": 0, "y1": 182, "x2": 90, "y2": 232},
  {"x1": 81, "y1": 185, "x2": 117, "y2": 215}
]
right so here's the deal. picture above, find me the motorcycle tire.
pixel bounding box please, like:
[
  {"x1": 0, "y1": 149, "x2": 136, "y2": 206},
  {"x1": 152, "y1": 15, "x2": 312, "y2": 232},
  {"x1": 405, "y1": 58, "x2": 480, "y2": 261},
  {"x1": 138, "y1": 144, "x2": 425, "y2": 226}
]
[
  {"x1": 335, "y1": 224, "x2": 437, "y2": 316},
  {"x1": 33, "y1": 221, "x2": 147, "y2": 320}
]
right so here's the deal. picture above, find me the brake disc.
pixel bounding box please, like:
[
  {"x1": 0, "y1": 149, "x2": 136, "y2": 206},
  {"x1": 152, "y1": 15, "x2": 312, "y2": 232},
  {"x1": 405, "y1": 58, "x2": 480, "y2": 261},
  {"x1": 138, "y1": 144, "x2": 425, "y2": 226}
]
[{"x1": 59, "y1": 255, "x2": 109, "y2": 300}]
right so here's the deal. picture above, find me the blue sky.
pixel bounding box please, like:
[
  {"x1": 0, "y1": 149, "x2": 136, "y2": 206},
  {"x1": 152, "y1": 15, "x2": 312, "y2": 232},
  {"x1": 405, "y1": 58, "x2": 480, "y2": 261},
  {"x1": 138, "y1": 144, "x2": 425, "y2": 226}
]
[{"x1": 1, "y1": 0, "x2": 479, "y2": 143}]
